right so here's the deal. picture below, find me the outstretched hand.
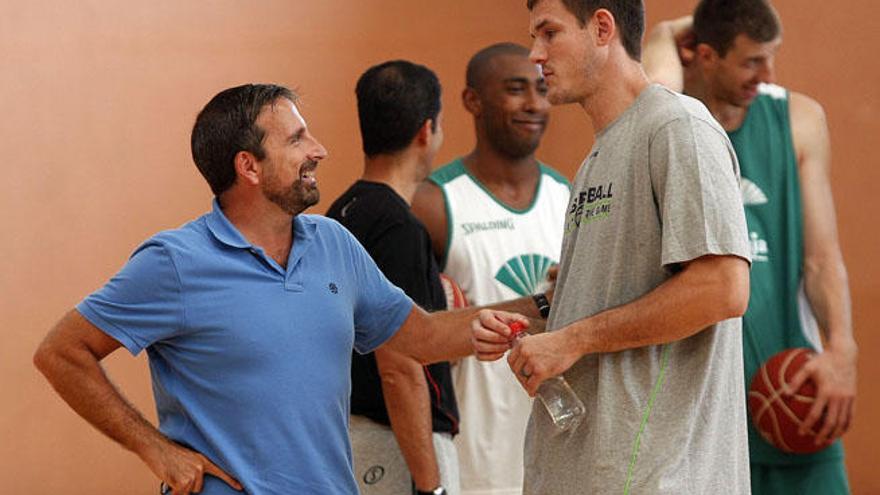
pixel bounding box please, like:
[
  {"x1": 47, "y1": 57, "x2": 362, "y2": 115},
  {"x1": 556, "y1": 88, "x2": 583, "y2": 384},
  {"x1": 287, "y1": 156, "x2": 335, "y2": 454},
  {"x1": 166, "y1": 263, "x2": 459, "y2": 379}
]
[
  {"x1": 147, "y1": 439, "x2": 242, "y2": 494},
  {"x1": 471, "y1": 309, "x2": 528, "y2": 361},
  {"x1": 785, "y1": 345, "x2": 857, "y2": 445}
]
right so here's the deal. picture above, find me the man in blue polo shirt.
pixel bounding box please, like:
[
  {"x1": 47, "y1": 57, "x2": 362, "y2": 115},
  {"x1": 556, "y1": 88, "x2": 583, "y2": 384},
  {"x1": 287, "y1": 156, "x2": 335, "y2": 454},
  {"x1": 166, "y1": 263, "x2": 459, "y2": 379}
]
[{"x1": 33, "y1": 84, "x2": 534, "y2": 495}]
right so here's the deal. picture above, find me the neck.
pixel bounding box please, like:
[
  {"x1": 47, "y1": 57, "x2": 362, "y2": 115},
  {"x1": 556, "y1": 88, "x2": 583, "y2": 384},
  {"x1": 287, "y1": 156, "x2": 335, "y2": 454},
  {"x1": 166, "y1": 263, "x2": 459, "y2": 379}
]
[
  {"x1": 361, "y1": 151, "x2": 426, "y2": 205},
  {"x1": 580, "y1": 58, "x2": 651, "y2": 132},
  {"x1": 462, "y1": 143, "x2": 541, "y2": 210},
  {"x1": 466, "y1": 139, "x2": 540, "y2": 187},
  {"x1": 218, "y1": 191, "x2": 294, "y2": 265},
  {"x1": 684, "y1": 78, "x2": 748, "y2": 131}
]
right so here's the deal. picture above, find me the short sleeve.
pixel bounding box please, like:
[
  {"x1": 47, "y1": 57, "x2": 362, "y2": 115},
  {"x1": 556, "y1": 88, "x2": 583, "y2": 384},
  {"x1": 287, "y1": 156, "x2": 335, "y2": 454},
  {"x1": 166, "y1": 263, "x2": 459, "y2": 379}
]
[
  {"x1": 339, "y1": 228, "x2": 413, "y2": 355},
  {"x1": 76, "y1": 241, "x2": 185, "y2": 355},
  {"x1": 649, "y1": 116, "x2": 751, "y2": 267}
]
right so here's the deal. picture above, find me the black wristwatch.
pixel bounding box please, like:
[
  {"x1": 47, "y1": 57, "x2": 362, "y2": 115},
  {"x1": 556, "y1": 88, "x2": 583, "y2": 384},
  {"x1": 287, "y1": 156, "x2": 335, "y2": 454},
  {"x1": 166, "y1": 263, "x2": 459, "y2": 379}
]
[
  {"x1": 415, "y1": 486, "x2": 447, "y2": 495},
  {"x1": 532, "y1": 292, "x2": 551, "y2": 319}
]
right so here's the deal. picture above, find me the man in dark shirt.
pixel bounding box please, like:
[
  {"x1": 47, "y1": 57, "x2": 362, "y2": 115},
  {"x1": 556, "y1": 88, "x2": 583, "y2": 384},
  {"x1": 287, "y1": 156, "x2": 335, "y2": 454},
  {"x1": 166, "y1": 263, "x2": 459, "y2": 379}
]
[{"x1": 326, "y1": 60, "x2": 457, "y2": 495}]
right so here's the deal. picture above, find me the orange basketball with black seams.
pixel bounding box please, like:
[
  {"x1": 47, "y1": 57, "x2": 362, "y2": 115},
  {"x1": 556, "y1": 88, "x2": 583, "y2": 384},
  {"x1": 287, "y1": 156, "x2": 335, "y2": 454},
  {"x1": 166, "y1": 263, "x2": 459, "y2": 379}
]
[{"x1": 748, "y1": 347, "x2": 833, "y2": 454}]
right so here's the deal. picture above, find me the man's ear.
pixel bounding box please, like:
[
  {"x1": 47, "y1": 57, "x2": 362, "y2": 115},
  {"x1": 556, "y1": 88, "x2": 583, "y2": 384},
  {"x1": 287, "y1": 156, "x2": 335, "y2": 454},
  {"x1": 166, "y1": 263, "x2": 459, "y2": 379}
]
[
  {"x1": 592, "y1": 9, "x2": 616, "y2": 48},
  {"x1": 415, "y1": 119, "x2": 433, "y2": 146},
  {"x1": 462, "y1": 87, "x2": 482, "y2": 116},
  {"x1": 234, "y1": 150, "x2": 262, "y2": 186},
  {"x1": 696, "y1": 43, "x2": 719, "y2": 66}
]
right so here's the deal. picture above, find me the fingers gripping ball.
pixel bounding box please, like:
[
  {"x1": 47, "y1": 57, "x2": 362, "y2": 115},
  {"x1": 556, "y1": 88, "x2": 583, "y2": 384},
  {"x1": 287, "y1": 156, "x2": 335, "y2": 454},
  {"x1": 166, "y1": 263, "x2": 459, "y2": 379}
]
[
  {"x1": 748, "y1": 348, "x2": 833, "y2": 454},
  {"x1": 439, "y1": 273, "x2": 469, "y2": 309}
]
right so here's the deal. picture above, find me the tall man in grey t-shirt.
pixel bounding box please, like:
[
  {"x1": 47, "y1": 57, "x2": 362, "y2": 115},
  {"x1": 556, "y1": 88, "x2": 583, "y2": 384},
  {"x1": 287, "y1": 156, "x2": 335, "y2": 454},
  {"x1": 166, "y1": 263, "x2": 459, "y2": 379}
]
[{"x1": 472, "y1": 0, "x2": 753, "y2": 493}]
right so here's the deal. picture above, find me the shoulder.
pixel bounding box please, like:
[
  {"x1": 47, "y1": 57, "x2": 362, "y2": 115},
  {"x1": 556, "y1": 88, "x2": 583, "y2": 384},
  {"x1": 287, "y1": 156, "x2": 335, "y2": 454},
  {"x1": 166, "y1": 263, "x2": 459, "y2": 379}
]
[
  {"x1": 328, "y1": 184, "x2": 407, "y2": 228},
  {"x1": 788, "y1": 91, "x2": 829, "y2": 159},
  {"x1": 428, "y1": 158, "x2": 467, "y2": 186},
  {"x1": 641, "y1": 85, "x2": 726, "y2": 139},
  {"x1": 144, "y1": 217, "x2": 210, "y2": 255},
  {"x1": 412, "y1": 178, "x2": 446, "y2": 219},
  {"x1": 789, "y1": 91, "x2": 827, "y2": 128},
  {"x1": 538, "y1": 163, "x2": 571, "y2": 188}
]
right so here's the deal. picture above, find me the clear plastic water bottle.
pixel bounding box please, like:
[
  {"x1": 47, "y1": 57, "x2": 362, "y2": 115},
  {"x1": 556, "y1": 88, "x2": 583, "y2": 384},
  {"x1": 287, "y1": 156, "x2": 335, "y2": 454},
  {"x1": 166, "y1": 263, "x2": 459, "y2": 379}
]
[{"x1": 509, "y1": 321, "x2": 586, "y2": 432}]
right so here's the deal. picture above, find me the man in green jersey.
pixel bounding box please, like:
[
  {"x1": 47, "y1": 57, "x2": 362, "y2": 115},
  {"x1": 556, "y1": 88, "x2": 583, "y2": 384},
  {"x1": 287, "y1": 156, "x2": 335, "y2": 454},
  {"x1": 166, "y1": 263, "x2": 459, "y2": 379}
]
[{"x1": 644, "y1": 1, "x2": 858, "y2": 493}]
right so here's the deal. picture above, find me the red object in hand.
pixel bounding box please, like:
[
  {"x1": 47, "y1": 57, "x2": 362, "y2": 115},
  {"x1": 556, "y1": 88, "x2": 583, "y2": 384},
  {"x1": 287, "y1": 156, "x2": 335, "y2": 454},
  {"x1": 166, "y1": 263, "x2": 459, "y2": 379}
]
[
  {"x1": 508, "y1": 321, "x2": 526, "y2": 340},
  {"x1": 748, "y1": 347, "x2": 832, "y2": 454}
]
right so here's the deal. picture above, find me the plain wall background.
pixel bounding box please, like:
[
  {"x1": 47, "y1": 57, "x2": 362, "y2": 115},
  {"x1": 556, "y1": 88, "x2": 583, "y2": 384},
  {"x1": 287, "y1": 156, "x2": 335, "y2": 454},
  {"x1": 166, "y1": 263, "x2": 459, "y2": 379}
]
[{"x1": 1, "y1": 1, "x2": 876, "y2": 493}]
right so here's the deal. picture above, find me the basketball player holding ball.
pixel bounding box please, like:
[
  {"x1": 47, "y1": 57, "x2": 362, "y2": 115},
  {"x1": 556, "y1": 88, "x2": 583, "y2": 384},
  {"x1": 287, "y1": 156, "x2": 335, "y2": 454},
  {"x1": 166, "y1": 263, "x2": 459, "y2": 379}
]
[{"x1": 644, "y1": 1, "x2": 857, "y2": 493}]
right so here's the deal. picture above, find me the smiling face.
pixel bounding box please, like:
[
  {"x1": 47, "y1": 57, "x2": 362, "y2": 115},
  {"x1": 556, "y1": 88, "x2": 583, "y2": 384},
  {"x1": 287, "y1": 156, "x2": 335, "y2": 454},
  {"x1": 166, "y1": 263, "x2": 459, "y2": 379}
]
[
  {"x1": 256, "y1": 98, "x2": 328, "y2": 215},
  {"x1": 528, "y1": 0, "x2": 597, "y2": 105},
  {"x1": 476, "y1": 53, "x2": 550, "y2": 158},
  {"x1": 702, "y1": 34, "x2": 781, "y2": 108}
]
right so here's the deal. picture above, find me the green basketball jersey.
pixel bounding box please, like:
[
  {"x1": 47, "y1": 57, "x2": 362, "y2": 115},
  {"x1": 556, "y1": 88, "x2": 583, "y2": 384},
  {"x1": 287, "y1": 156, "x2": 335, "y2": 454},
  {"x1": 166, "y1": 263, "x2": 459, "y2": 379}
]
[{"x1": 729, "y1": 84, "x2": 843, "y2": 465}]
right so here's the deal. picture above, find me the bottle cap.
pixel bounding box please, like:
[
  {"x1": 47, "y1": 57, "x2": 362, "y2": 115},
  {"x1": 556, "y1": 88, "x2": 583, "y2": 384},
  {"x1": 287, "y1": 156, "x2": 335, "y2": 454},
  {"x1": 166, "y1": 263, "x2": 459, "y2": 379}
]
[{"x1": 508, "y1": 320, "x2": 526, "y2": 339}]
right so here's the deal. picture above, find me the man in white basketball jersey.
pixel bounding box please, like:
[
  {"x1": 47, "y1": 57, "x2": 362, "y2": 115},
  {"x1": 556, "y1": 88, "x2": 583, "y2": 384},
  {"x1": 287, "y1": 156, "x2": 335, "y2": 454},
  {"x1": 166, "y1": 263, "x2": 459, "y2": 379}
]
[{"x1": 412, "y1": 42, "x2": 570, "y2": 495}]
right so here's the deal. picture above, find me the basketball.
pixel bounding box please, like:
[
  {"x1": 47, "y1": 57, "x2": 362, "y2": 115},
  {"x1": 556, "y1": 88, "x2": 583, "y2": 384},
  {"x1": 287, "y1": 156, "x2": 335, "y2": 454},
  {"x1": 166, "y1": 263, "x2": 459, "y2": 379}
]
[
  {"x1": 748, "y1": 347, "x2": 832, "y2": 454},
  {"x1": 439, "y1": 273, "x2": 469, "y2": 309}
]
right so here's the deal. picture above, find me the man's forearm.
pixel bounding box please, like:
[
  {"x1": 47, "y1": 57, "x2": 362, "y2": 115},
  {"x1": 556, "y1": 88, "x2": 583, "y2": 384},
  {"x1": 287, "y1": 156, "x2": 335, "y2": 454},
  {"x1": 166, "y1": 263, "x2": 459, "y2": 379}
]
[
  {"x1": 391, "y1": 295, "x2": 545, "y2": 365},
  {"x1": 376, "y1": 349, "x2": 440, "y2": 491},
  {"x1": 804, "y1": 255, "x2": 856, "y2": 350},
  {"x1": 34, "y1": 331, "x2": 168, "y2": 463},
  {"x1": 565, "y1": 256, "x2": 749, "y2": 355}
]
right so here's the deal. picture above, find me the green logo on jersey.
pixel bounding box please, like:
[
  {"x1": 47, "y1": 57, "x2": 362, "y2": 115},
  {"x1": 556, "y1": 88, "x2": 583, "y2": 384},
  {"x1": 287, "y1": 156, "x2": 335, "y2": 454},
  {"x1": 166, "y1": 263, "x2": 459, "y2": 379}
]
[{"x1": 494, "y1": 254, "x2": 557, "y2": 296}]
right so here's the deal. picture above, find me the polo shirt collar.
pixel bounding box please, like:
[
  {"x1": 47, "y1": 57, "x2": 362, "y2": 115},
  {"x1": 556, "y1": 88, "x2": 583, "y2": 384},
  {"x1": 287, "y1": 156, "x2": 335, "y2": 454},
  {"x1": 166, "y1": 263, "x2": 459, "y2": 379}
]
[
  {"x1": 206, "y1": 199, "x2": 253, "y2": 249},
  {"x1": 206, "y1": 199, "x2": 318, "y2": 251}
]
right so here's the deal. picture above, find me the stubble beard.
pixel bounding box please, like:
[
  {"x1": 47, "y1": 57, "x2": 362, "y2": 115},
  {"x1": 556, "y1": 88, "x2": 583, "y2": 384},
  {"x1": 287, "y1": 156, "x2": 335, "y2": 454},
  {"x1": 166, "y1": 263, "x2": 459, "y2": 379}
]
[{"x1": 262, "y1": 172, "x2": 319, "y2": 216}]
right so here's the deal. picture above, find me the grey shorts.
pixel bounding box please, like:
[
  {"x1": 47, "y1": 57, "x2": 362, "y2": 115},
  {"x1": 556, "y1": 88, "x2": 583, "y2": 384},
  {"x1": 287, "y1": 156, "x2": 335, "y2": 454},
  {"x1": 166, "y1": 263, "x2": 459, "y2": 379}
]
[{"x1": 350, "y1": 415, "x2": 460, "y2": 495}]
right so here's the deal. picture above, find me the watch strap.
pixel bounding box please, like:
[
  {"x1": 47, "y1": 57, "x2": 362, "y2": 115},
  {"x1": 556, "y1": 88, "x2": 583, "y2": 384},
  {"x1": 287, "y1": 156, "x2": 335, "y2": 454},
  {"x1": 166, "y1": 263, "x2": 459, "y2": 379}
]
[{"x1": 532, "y1": 292, "x2": 551, "y2": 319}]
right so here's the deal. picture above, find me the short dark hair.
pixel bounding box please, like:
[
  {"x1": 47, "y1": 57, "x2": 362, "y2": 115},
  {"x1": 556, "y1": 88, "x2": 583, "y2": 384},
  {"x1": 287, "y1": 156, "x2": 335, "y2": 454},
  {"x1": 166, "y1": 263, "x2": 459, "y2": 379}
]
[
  {"x1": 355, "y1": 60, "x2": 441, "y2": 157},
  {"x1": 693, "y1": 0, "x2": 781, "y2": 57},
  {"x1": 191, "y1": 84, "x2": 296, "y2": 196},
  {"x1": 526, "y1": 0, "x2": 645, "y2": 61},
  {"x1": 466, "y1": 42, "x2": 532, "y2": 91}
]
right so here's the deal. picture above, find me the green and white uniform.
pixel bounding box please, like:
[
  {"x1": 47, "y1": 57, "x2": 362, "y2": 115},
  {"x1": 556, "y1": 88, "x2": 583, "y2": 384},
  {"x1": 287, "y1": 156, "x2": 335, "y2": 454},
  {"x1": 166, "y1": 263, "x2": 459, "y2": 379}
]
[
  {"x1": 731, "y1": 83, "x2": 849, "y2": 494},
  {"x1": 430, "y1": 159, "x2": 570, "y2": 495}
]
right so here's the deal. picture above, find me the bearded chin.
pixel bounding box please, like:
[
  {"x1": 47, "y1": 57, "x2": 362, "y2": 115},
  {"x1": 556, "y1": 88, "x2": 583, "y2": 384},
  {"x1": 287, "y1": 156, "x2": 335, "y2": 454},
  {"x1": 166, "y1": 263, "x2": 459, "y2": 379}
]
[{"x1": 263, "y1": 181, "x2": 319, "y2": 216}]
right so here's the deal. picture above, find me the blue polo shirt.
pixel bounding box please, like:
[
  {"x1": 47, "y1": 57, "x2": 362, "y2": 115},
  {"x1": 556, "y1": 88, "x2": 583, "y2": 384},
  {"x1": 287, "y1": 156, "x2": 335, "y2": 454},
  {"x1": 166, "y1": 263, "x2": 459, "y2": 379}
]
[{"x1": 77, "y1": 200, "x2": 413, "y2": 494}]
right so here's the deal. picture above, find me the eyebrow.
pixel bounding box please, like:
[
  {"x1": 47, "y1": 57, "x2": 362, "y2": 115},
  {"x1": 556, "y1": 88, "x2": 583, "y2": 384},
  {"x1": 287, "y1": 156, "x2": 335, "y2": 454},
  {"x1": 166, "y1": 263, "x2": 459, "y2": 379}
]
[
  {"x1": 288, "y1": 127, "x2": 305, "y2": 142},
  {"x1": 533, "y1": 19, "x2": 550, "y2": 34}
]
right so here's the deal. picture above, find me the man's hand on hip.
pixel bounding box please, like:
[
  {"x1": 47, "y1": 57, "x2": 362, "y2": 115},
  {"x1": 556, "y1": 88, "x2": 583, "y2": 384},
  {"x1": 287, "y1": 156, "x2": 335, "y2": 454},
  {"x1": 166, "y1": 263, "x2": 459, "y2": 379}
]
[{"x1": 146, "y1": 439, "x2": 242, "y2": 494}]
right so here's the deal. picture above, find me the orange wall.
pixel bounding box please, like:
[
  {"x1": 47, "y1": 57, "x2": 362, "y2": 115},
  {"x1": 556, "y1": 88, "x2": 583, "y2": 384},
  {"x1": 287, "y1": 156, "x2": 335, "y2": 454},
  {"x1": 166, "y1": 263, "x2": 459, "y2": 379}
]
[{"x1": 1, "y1": 1, "x2": 876, "y2": 493}]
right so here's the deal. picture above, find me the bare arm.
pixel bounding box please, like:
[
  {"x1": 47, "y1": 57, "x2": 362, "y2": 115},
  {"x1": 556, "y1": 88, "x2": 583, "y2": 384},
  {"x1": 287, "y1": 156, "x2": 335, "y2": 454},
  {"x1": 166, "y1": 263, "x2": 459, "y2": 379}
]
[
  {"x1": 33, "y1": 310, "x2": 241, "y2": 494},
  {"x1": 384, "y1": 293, "x2": 542, "y2": 365},
  {"x1": 374, "y1": 348, "x2": 440, "y2": 492},
  {"x1": 490, "y1": 255, "x2": 750, "y2": 395},
  {"x1": 411, "y1": 180, "x2": 448, "y2": 264},
  {"x1": 643, "y1": 16, "x2": 695, "y2": 92},
  {"x1": 786, "y1": 92, "x2": 857, "y2": 444}
]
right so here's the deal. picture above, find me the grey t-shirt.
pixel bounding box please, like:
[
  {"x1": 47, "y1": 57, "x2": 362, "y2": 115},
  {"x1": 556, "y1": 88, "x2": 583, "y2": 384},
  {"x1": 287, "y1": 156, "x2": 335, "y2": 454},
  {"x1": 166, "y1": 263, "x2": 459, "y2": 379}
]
[{"x1": 523, "y1": 85, "x2": 751, "y2": 494}]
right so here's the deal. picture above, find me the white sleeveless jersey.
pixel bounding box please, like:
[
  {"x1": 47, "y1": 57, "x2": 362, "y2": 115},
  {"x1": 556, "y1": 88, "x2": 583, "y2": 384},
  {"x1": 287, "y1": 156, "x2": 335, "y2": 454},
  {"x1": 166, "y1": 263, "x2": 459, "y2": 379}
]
[{"x1": 429, "y1": 159, "x2": 570, "y2": 495}]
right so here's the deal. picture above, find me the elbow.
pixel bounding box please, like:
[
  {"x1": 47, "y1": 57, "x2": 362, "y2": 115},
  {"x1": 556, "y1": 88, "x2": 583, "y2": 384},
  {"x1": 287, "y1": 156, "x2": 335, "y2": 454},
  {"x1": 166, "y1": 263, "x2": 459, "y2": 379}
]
[
  {"x1": 725, "y1": 283, "x2": 750, "y2": 319},
  {"x1": 379, "y1": 367, "x2": 425, "y2": 392},
  {"x1": 719, "y1": 260, "x2": 750, "y2": 319},
  {"x1": 33, "y1": 337, "x2": 59, "y2": 379}
]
